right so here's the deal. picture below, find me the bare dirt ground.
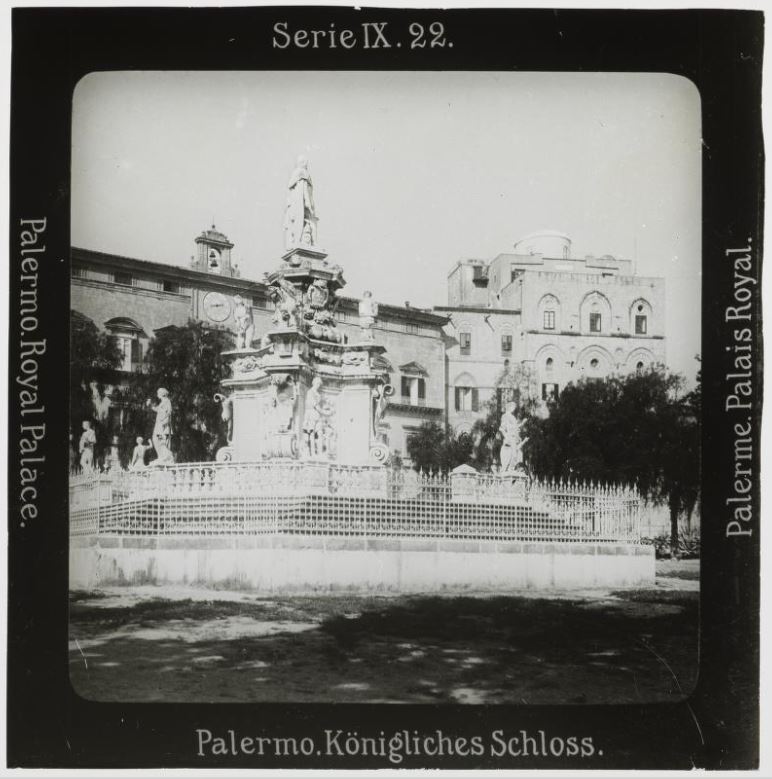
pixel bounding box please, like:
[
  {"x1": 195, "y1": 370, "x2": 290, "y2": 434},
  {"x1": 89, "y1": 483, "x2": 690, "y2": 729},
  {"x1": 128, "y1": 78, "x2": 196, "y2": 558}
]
[{"x1": 69, "y1": 559, "x2": 699, "y2": 704}]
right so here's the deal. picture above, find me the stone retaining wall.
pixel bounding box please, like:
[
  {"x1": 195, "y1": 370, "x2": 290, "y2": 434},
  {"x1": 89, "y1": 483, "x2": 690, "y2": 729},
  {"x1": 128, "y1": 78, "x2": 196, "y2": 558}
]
[{"x1": 70, "y1": 534, "x2": 654, "y2": 592}]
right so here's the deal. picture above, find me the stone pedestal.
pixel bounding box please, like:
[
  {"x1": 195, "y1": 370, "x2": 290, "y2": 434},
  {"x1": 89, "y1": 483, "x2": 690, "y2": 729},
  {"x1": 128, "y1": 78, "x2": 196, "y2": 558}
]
[
  {"x1": 220, "y1": 330, "x2": 391, "y2": 466},
  {"x1": 450, "y1": 464, "x2": 479, "y2": 503}
]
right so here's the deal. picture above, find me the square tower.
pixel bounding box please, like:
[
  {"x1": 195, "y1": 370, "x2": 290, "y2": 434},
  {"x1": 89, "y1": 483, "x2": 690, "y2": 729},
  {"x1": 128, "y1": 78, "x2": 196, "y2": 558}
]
[{"x1": 192, "y1": 225, "x2": 237, "y2": 277}]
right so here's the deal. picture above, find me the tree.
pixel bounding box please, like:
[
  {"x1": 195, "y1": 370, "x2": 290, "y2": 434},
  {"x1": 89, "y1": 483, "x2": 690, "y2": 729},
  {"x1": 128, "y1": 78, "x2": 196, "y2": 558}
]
[
  {"x1": 524, "y1": 365, "x2": 701, "y2": 556},
  {"x1": 471, "y1": 362, "x2": 540, "y2": 471},
  {"x1": 123, "y1": 320, "x2": 234, "y2": 463},
  {"x1": 406, "y1": 421, "x2": 473, "y2": 473},
  {"x1": 70, "y1": 310, "x2": 122, "y2": 464}
]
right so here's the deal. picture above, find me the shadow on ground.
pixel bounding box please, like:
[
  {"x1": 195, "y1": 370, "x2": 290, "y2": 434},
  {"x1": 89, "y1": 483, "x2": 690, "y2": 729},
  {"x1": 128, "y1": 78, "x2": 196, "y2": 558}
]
[{"x1": 69, "y1": 569, "x2": 698, "y2": 705}]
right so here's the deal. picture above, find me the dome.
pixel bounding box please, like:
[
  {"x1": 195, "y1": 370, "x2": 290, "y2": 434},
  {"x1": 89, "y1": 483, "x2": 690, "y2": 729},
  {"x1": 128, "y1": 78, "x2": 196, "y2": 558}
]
[{"x1": 514, "y1": 230, "x2": 572, "y2": 258}]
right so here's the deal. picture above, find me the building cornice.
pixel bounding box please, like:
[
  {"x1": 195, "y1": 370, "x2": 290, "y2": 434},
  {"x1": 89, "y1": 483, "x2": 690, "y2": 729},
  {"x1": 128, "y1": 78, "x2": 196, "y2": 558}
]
[
  {"x1": 525, "y1": 329, "x2": 665, "y2": 340},
  {"x1": 71, "y1": 246, "x2": 448, "y2": 328},
  {"x1": 435, "y1": 305, "x2": 521, "y2": 316},
  {"x1": 388, "y1": 402, "x2": 443, "y2": 416}
]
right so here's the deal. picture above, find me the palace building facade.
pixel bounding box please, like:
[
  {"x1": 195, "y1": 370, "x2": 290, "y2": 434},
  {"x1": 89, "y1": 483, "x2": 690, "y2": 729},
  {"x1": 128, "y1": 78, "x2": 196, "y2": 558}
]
[
  {"x1": 441, "y1": 230, "x2": 666, "y2": 433},
  {"x1": 71, "y1": 227, "x2": 447, "y2": 459},
  {"x1": 71, "y1": 226, "x2": 665, "y2": 459}
]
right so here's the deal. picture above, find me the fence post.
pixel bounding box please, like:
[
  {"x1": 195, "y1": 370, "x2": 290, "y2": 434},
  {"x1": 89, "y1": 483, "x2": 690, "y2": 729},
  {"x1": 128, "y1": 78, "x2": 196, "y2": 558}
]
[{"x1": 450, "y1": 464, "x2": 477, "y2": 504}]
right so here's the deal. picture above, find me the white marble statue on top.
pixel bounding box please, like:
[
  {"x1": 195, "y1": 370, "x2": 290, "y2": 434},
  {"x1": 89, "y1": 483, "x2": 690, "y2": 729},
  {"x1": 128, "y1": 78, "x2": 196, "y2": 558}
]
[
  {"x1": 499, "y1": 401, "x2": 528, "y2": 472},
  {"x1": 358, "y1": 290, "x2": 378, "y2": 342},
  {"x1": 79, "y1": 420, "x2": 96, "y2": 472},
  {"x1": 233, "y1": 294, "x2": 255, "y2": 350},
  {"x1": 150, "y1": 388, "x2": 175, "y2": 465},
  {"x1": 283, "y1": 155, "x2": 317, "y2": 250}
]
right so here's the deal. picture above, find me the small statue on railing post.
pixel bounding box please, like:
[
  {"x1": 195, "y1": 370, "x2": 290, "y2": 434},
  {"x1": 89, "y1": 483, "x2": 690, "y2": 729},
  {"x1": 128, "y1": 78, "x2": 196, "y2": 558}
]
[
  {"x1": 79, "y1": 420, "x2": 96, "y2": 473},
  {"x1": 499, "y1": 401, "x2": 528, "y2": 473},
  {"x1": 149, "y1": 388, "x2": 175, "y2": 465},
  {"x1": 129, "y1": 436, "x2": 152, "y2": 471}
]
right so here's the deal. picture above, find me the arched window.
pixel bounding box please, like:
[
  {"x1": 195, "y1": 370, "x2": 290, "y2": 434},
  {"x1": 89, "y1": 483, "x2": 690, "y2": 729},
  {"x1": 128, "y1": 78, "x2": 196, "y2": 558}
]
[
  {"x1": 104, "y1": 317, "x2": 146, "y2": 372},
  {"x1": 580, "y1": 292, "x2": 612, "y2": 335},
  {"x1": 630, "y1": 298, "x2": 653, "y2": 336},
  {"x1": 538, "y1": 294, "x2": 560, "y2": 331},
  {"x1": 625, "y1": 348, "x2": 655, "y2": 375},
  {"x1": 577, "y1": 346, "x2": 613, "y2": 378}
]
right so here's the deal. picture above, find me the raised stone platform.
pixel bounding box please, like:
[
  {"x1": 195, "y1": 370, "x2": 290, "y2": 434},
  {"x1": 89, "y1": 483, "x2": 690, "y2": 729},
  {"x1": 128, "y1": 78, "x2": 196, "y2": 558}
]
[{"x1": 70, "y1": 534, "x2": 654, "y2": 592}]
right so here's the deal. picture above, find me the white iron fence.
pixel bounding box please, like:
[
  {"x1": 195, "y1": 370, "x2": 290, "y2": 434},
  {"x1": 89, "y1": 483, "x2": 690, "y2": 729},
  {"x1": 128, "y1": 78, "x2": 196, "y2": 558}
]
[{"x1": 69, "y1": 461, "x2": 643, "y2": 543}]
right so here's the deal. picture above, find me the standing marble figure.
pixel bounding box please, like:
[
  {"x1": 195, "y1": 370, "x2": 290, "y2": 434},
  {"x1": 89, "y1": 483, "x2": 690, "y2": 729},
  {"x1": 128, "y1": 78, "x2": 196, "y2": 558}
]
[
  {"x1": 150, "y1": 388, "x2": 175, "y2": 465},
  {"x1": 79, "y1": 420, "x2": 96, "y2": 472},
  {"x1": 233, "y1": 294, "x2": 255, "y2": 350},
  {"x1": 283, "y1": 155, "x2": 317, "y2": 250},
  {"x1": 358, "y1": 290, "x2": 378, "y2": 342},
  {"x1": 499, "y1": 401, "x2": 528, "y2": 472},
  {"x1": 302, "y1": 377, "x2": 324, "y2": 457}
]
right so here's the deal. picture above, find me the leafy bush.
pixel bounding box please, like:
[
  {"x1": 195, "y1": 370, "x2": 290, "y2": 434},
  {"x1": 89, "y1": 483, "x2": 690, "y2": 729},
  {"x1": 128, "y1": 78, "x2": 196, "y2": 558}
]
[{"x1": 643, "y1": 529, "x2": 700, "y2": 559}]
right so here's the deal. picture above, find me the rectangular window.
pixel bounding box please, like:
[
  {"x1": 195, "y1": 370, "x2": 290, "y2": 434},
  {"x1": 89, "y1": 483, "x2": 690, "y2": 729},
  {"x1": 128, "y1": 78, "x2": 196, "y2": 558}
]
[
  {"x1": 252, "y1": 292, "x2": 270, "y2": 309},
  {"x1": 162, "y1": 280, "x2": 180, "y2": 294},
  {"x1": 401, "y1": 376, "x2": 425, "y2": 406},
  {"x1": 455, "y1": 387, "x2": 479, "y2": 412},
  {"x1": 635, "y1": 314, "x2": 648, "y2": 335},
  {"x1": 130, "y1": 339, "x2": 143, "y2": 366},
  {"x1": 118, "y1": 336, "x2": 133, "y2": 371},
  {"x1": 543, "y1": 310, "x2": 555, "y2": 330},
  {"x1": 460, "y1": 332, "x2": 472, "y2": 355},
  {"x1": 114, "y1": 271, "x2": 133, "y2": 286},
  {"x1": 542, "y1": 383, "x2": 559, "y2": 401},
  {"x1": 405, "y1": 431, "x2": 417, "y2": 454},
  {"x1": 510, "y1": 269, "x2": 524, "y2": 283},
  {"x1": 501, "y1": 334, "x2": 512, "y2": 354},
  {"x1": 589, "y1": 313, "x2": 602, "y2": 333}
]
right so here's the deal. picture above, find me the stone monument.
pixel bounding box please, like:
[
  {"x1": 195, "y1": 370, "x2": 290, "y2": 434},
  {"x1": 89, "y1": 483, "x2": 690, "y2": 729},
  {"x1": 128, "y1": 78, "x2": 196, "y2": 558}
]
[{"x1": 216, "y1": 157, "x2": 393, "y2": 465}]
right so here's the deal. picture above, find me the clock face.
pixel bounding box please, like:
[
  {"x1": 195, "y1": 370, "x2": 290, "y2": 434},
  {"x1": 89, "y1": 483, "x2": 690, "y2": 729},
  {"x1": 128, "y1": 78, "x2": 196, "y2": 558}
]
[{"x1": 203, "y1": 291, "x2": 231, "y2": 322}]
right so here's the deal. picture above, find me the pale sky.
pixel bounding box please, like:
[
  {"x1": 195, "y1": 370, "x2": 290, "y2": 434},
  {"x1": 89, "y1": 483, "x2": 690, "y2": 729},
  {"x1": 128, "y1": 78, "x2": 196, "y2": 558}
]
[{"x1": 72, "y1": 70, "x2": 701, "y2": 382}]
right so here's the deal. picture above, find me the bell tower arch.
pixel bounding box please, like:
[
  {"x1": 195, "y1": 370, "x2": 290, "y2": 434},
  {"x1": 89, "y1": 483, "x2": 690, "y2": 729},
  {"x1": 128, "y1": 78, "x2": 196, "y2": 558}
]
[{"x1": 192, "y1": 224, "x2": 236, "y2": 277}]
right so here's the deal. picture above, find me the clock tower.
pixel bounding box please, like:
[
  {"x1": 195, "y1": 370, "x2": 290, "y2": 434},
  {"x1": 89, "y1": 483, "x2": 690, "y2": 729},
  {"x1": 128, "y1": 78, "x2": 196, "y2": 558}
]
[
  {"x1": 191, "y1": 225, "x2": 240, "y2": 327},
  {"x1": 192, "y1": 225, "x2": 237, "y2": 277}
]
